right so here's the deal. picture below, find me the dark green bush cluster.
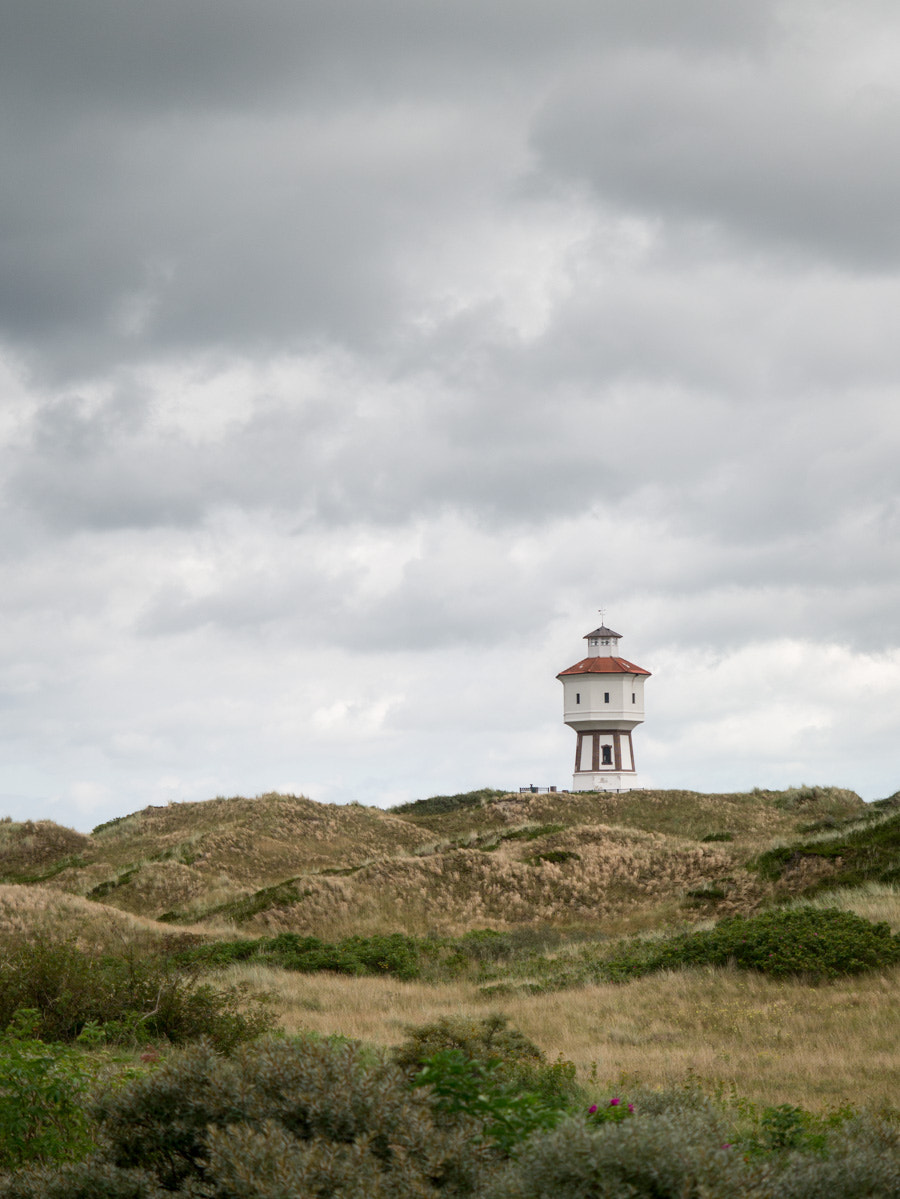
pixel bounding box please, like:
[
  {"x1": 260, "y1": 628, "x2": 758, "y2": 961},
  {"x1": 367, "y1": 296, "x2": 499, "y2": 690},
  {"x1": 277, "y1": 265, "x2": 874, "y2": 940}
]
[
  {"x1": 0, "y1": 937, "x2": 273, "y2": 1050},
  {"x1": 600, "y1": 908, "x2": 900, "y2": 981},
  {"x1": 529, "y1": 849, "x2": 580, "y2": 865},
  {"x1": 181, "y1": 931, "x2": 426, "y2": 980},
  {"x1": 601, "y1": 911, "x2": 900, "y2": 978},
  {"x1": 180, "y1": 927, "x2": 569, "y2": 983}
]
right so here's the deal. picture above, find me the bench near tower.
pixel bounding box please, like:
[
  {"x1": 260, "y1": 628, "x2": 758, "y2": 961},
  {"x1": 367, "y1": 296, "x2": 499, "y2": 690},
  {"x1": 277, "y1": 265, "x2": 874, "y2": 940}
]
[{"x1": 557, "y1": 621, "x2": 651, "y2": 792}]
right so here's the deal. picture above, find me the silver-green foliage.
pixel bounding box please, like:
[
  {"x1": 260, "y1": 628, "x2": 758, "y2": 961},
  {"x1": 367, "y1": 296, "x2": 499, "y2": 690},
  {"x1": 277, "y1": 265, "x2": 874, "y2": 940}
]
[
  {"x1": 93, "y1": 1036, "x2": 488, "y2": 1196},
  {"x1": 482, "y1": 1107, "x2": 750, "y2": 1199},
  {"x1": 483, "y1": 1101, "x2": 900, "y2": 1199},
  {"x1": 772, "y1": 1115, "x2": 900, "y2": 1198}
]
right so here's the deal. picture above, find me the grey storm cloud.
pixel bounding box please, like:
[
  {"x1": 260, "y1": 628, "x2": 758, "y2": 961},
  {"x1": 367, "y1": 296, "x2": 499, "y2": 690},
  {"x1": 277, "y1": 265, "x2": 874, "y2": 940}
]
[
  {"x1": 532, "y1": 50, "x2": 900, "y2": 267},
  {"x1": 0, "y1": 0, "x2": 775, "y2": 376}
]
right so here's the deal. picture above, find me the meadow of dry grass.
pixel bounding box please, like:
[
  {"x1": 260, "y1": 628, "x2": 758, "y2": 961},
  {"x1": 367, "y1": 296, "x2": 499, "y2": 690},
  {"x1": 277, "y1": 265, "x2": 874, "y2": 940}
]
[{"x1": 216, "y1": 959, "x2": 900, "y2": 1113}]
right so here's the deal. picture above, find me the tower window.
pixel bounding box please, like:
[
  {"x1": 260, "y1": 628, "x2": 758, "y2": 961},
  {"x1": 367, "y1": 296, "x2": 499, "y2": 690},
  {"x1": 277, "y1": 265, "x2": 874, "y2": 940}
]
[
  {"x1": 632, "y1": 694, "x2": 636, "y2": 703},
  {"x1": 589, "y1": 638, "x2": 598, "y2": 647},
  {"x1": 575, "y1": 692, "x2": 580, "y2": 704},
  {"x1": 604, "y1": 692, "x2": 610, "y2": 703},
  {"x1": 601, "y1": 745, "x2": 613, "y2": 765}
]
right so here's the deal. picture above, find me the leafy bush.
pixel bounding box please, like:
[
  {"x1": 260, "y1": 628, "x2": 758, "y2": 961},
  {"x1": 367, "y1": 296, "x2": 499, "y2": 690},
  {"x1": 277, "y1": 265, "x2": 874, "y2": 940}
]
[
  {"x1": 482, "y1": 1087, "x2": 900, "y2": 1199},
  {"x1": 181, "y1": 930, "x2": 426, "y2": 980},
  {"x1": 393, "y1": 1014, "x2": 580, "y2": 1109},
  {"x1": 413, "y1": 1050, "x2": 564, "y2": 1154},
  {"x1": 268, "y1": 931, "x2": 422, "y2": 979},
  {"x1": 0, "y1": 1013, "x2": 92, "y2": 1170},
  {"x1": 586, "y1": 1096, "x2": 634, "y2": 1125},
  {"x1": 483, "y1": 1108, "x2": 751, "y2": 1198},
  {"x1": 0, "y1": 1162, "x2": 164, "y2": 1199},
  {"x1": 91, "y1": 1036, "x2": 488, "y2": 1196},
  {"x1": 0, "y1": 937, "x2": 273, "y2": 1050},
  {"x1": 601, "y1": 908, "x2": 900, "y2": 981},
  {"x1": 772, "y1": 1114, "x2": 900, "y2": 1198}
]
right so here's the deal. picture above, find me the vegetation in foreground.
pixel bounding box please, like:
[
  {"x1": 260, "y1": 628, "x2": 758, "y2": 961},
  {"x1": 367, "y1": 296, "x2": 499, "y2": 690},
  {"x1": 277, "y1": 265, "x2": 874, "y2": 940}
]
[
  {"x1": 0, "y1": 784, "x2": 898, "y2": 1193},
  {"x1": 0, "y1": 933, "x2": 274, "y2": 1050},
  {"x1": 0, "y1": 1020, "x2": 897, "y2": 1197}
]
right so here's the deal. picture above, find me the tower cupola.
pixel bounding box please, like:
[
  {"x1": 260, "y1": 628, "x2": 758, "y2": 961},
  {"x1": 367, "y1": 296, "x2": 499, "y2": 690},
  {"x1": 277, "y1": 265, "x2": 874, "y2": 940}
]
[{"x1": 584, "y1": 625, "x2": 622, "y2": 658}]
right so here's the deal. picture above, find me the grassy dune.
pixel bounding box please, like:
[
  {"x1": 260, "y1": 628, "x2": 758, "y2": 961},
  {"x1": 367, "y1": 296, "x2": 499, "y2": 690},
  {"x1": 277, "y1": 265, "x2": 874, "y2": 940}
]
[
  {"x1": 0, "y1": 785, "x2": 870, "y2": 932},
  {"x1": 0, "y1": 883, "x2": 195, "y2": 951},
  {"x1": 1, "y1": 784, "x2": 898, "y2": 1117}
]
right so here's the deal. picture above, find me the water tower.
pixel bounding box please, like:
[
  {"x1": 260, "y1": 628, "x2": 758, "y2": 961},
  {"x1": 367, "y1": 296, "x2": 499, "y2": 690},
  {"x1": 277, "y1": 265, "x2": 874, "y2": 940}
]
[{"x1": 557, "y1": 619, "x2": 651, "y2": 791}]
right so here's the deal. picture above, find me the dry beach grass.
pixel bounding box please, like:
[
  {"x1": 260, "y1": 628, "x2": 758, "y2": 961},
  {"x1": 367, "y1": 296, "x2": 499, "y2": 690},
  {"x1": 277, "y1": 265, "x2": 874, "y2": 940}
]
[{"x1": 216, "y1": 958, "x2": 900, "y2": 1113}]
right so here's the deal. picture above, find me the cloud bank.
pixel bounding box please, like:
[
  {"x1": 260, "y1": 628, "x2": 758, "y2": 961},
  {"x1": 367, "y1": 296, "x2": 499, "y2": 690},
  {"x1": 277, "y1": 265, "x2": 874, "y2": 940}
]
[{"x1": 1, "y1": 0, "x2": 899, "y2": 826}]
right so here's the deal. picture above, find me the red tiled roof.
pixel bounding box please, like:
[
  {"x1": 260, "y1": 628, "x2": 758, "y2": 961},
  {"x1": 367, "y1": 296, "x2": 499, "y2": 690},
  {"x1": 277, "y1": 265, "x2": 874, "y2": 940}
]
[{"x1": 557, "y1": 656, "x2": 651, "y2": 678}]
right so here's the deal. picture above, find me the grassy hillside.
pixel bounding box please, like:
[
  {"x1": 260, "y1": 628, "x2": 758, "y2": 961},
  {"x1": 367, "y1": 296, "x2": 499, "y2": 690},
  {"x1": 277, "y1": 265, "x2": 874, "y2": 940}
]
[
  {"x1": 0, "y1": 784, "x2": 899, "y2": 1127},
  {"x1": 0, "y1": 785, "x2": 870, "y2": 935}
]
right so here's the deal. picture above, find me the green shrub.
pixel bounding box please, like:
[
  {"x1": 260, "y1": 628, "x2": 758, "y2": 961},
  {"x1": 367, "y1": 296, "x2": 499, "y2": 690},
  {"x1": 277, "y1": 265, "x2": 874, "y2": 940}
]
[
  {"x1": 602, "y1": 908, "x2": 900, "y2": 981},
  {"x1": 483, "y1": 1109, "x2": 752, "y2": 1198},
  {"x1": 269, "y1": 931, "x2": 422, "y2": 979},
  {"x1": 180, "y1": 930, "x2": 426, "y2": 980},
  {"x1": 0, "y1": 1014, "x2": 92, "y2": 1170},
  {"x1": 393, "y1": 1015, "x2": 579, "y2": 1109},
  {"x1": 0, "y1": 937, "x2": 273, "y2": 1050},
  {"x1": 772, "y1": 1114, "x2": 900, "y2": 1198},
  {"x1": 457, "y1": 929, "x2": 518, "y2": 963},
  {"x1": 0, "y1": 1162, "x2": 164, "y2": 1199},
  {"x1": 413, "y1": 1050, "x2": 565, "y2": 1154},
  {"x1": 93, "y1": 1036, "x2": 488, "y2": 1195}
]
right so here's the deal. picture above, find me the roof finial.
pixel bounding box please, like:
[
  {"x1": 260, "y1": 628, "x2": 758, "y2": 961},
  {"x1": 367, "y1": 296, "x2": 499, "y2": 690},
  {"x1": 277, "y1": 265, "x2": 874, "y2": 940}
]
[{"x1": 598, "y1": 606, "x2": 606, "y2": 626}]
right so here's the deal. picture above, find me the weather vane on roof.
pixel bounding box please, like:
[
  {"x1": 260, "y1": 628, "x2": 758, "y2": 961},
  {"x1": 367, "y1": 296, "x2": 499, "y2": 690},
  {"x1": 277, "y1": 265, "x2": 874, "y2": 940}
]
[{"x1": 598, "y1": 606, "x2": 606, "y2": 625}]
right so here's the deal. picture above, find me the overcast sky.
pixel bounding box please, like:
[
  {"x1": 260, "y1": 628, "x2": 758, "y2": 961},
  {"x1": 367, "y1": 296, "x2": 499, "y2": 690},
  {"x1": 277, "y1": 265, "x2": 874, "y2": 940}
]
[{"x1": 2, "y1": 0, "x2": 900, "y2": 830}]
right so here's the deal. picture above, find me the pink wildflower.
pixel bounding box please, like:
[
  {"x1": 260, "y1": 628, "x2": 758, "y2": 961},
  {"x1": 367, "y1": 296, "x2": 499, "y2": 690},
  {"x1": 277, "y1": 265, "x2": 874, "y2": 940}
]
[
  {"x1": 588, "y1": 1105, "x2": 598, "y2": 1114},
  {"x1": 609, "y1": 1097, "x2": 620, "y2": 1106}
]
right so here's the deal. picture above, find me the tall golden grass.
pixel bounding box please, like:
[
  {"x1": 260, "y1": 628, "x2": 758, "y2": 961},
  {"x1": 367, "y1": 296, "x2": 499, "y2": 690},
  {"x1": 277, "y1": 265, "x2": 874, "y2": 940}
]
[
  {"x1": 0, "y1": 884, "x2": 190, "y2": 951},
  {"x1": 217, "y1": 960, "x2": 900, "y2": 1113}
]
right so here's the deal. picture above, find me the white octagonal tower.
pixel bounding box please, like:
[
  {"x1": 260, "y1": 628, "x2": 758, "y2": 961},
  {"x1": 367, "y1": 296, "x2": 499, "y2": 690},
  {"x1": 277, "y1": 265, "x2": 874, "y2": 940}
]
[{"x1": 557, "y1": 622, "x2": 651, "y2": 792}]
